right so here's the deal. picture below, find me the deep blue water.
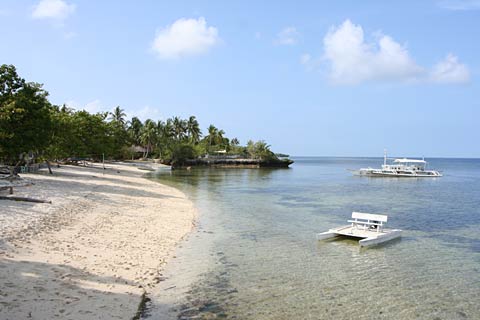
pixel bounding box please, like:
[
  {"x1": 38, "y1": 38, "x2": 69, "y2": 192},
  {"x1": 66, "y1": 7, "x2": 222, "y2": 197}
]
[{"x1": 146, "y1": 157, "x2": 480, "y2": 319}]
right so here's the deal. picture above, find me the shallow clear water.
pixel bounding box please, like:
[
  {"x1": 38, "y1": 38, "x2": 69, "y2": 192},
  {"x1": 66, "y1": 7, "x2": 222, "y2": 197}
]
[{"x1": 145, "y1": 157, "x2": 480, "y2": 319}]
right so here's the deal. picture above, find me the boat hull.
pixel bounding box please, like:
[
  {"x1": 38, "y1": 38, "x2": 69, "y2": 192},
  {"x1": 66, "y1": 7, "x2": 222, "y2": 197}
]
[
  {"x1": 353, "y1": 169, "x2": 442, "y2": 178},
  {"x1": 358, "y1": 229, "x2": 402, "y2": 247},
  {"x1": 317, "y1": 226, "x2": 402, "y2": 247},
  {"x1": 360, "y1": 172, "x2": 442, "y2": 178}
]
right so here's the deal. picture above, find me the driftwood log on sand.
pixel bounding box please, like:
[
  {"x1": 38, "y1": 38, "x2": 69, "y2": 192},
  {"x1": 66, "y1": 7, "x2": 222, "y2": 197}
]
[{"x1": 0, "y1": 195, "x2": 51, "y2": 203}]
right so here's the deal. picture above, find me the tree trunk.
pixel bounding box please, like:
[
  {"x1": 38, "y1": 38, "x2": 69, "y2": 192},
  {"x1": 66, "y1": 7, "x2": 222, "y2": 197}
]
[
  {"x1": 8, "y1": 166, "x2": 14, "y2": 194},
  {"x1": 45, "y1": 160, "x2": 53, "y2": 174}
]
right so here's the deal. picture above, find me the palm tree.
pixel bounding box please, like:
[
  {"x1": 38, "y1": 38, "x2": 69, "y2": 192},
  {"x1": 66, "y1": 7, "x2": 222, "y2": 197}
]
[
  {"x1": 206, "y1": 124, "x2": 218, "y2": 149},
  {"x1": 172, "y1": 116, "x2": 187, "y2": 141},
  {"x1": 155, "y1": 120, "x2": 166, "y2": 158},
  {"x1": 231, "y1": 138, "x2": 240, "y2": 146},
  {"x1": 140, "y1": 119, "x2": 157, "y2": 158},
  {"x1": 165, "y1": 118, "x2": 175, "y2": 139},
  {"x1": 217, "y1": 129, "x2": 225, "y2": 145},
  {"x1": 247, "y1": 140, "x2": 273, "y2": 160},
  {"x1": 110, "y1": 106, "x2": 126, "y2": 126},
  {"x1": 127, "y1": 117, "x2": 143, "y2": 146},
  {"x1": 246, "y1": 140, "x2": 255, "y2": 158},
  {"x1": 186, "y1": 116, "x2": 202, "y2": 144}
]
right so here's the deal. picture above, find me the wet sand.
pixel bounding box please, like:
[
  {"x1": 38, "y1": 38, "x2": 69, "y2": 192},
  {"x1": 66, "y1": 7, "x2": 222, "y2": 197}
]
[{"x1": 0, "y1": 162, "x2": 196, "y2": 319}]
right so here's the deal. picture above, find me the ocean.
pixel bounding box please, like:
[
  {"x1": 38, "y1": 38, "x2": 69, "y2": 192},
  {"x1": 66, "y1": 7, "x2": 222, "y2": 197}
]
[{"x1": 145, "y1": 157, "x2": 480, "y2": 319}]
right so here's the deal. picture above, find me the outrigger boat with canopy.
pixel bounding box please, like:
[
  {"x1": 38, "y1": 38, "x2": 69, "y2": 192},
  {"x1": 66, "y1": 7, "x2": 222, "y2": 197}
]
[{"x1": 351, "y1": 150, "x2": 442, "y2": 177}]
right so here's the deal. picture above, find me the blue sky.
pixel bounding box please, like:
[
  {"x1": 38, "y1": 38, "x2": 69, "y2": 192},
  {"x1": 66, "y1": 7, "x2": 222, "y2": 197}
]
[{"x1": 1, "y1": 0, "x2": 479, "y2": 157}]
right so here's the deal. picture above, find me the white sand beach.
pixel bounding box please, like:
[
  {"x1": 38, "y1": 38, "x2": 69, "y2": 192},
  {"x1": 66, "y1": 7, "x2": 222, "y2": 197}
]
[{"x1": 0, "y1": 162, "x2": 196, "y2": 319}]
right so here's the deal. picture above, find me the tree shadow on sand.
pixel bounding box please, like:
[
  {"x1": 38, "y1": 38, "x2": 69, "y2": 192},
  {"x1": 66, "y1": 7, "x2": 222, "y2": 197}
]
[{"x1": 0, "y1": 258, "x2": 143, "y2": 319}]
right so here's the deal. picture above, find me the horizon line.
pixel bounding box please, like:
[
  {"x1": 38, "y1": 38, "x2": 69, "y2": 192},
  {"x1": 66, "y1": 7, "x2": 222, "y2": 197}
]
[{"x1": 290, "y1": 155, "x2": 480, "y2": 159}]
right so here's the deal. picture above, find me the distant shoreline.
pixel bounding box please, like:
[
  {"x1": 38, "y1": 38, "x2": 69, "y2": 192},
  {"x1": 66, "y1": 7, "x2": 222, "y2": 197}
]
[
  {"x1": 173, "y1": 158, "x2": 294, "y2": 168},
  {"x1": 0, "y1": 162, "x2": 196, "y2": 319}
]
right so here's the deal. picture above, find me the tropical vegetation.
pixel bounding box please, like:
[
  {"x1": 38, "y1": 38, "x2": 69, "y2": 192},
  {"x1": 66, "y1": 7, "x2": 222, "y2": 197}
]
[{"x1": 0, "y1": 64, "x2": 288, "y2": 167}]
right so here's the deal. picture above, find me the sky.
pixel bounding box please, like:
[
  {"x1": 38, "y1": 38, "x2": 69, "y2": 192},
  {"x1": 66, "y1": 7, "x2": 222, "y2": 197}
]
[{"x1": 1, "y1": 0, "x2": 479, "y2": 157}]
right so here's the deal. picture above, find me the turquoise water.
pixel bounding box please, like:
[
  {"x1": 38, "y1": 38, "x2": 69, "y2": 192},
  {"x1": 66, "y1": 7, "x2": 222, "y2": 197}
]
[{"x1": 146, "y1": 157, "x2": 480, "y2": 319}]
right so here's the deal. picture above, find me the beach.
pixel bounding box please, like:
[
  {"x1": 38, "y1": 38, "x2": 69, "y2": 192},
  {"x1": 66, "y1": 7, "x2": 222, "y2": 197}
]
[{"x1": 0, "y1": 162, "x2": 196, "y2": 319}]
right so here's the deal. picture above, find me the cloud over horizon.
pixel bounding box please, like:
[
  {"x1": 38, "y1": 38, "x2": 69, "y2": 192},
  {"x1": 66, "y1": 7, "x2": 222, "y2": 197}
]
[
  {"x1": 275, "y1": 27, "x2": 300, "y2": 45},
  {"x1": 151, "y1": 17, "x2": 219, "y2": 60},
  {"x1": 65, "y1": 99, "x2": 110, "y2": 114},
  {"x1": 32, "y1": 0, "x2": 75, "y2": 21},
  {"x1": 305, "y1": 19, "x2": 470, "y2": 85},
  {"x1": 438, "y1": 0, "x2": 480, "y2": 10}
]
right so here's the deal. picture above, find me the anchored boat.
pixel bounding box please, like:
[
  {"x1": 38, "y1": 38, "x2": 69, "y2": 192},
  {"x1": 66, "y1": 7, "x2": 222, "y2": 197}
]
[
  {"x1": 317, "y1": 212, "x2": 402, "y2": 247},
  {"x1": 351, "y1": 151, "x2": 442, "y2": 177}
]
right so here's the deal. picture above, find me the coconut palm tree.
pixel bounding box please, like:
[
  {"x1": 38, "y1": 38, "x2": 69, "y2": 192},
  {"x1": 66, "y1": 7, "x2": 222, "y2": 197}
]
[
  {"x1": 155, "y1": 120, "x2": 166, "y2": 158},
  {"x1": 231, "y1": 138, "x2": 240, "y2": 146},
  {"x1": 127, "y1": 116, "x2": 143, "y2": 146},
  {"x1": 172, "y1": 116, "x2": 187, "y2": 141},
  {"x1": 206, "y1": 124, "x2": 218, "y2": 149},
  {"x1": 186, "y1": 116, "x2": 202, "y2": 144},
  {"x1": 140, "y1": 119, "x2": 157, "y2": 158},
  {"x1": 164, "y1": 118, "x2": 175, "y2": 138},
  {"x1": 217, "y1": 129, "x2": 225, "y2": 141},
  {"x1": 110, "y1": 106, "x2": 126, "y2": 126}
]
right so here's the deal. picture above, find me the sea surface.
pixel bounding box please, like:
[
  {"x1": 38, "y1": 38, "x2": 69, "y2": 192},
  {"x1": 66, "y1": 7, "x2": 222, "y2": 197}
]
[{"x1": 145, "y1": 157, "x2": 480, "y2": 320}]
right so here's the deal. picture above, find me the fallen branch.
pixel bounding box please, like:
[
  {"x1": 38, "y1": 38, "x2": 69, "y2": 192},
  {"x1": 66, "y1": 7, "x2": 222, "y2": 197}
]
[{"x1": 0, "y1": 196, "x2": 51, "y2": 203}]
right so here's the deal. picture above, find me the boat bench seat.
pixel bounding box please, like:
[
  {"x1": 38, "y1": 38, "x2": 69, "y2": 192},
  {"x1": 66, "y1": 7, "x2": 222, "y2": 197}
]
[{"x1": 347, "y1": 212, "x2": 388, "y2": 233}]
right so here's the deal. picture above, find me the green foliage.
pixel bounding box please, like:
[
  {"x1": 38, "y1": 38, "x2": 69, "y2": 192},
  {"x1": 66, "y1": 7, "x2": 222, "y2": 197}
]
[
  {"x1": 140, "y1": 119, "x2": 157, "y2": 158},
  {"x1": 186, "y1": 116, "x2": 201, "y2": 144},
  {"x1": 66, "y1": 110, "x2": 112, "y2": 159},
  {"x1": 171, "y1": 143, "x2": 198, "y2": 166},
  {"x1": 0, "y1": 65, "x2": 53, "y2": 164},
  {"x1": 231, "y1": 138, "x2": 240, "y2": 146},
  {"x1": 246, "y1": 140, "x2": 277, "y2": 161},
  {"x1": 46, "y1": 106, "x2": 120, "y2": 160},
  {"x1": 128, "y1": 117, "x2": 143, "y2": 146},
  {"x1": 0, "y1": 64, "x2": 289, "y2": 166},
  {"x1": 109, "y1": 106, "x2": 126, "y2": 126},
  {"x1": 108, "y1": 106, "x2": 128, "y2": 159}
]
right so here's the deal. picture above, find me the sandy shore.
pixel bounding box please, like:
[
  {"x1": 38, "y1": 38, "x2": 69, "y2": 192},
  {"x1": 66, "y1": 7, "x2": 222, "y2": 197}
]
[{"x1": 0, "y1": 162, "x2": 196, "y2": 319}]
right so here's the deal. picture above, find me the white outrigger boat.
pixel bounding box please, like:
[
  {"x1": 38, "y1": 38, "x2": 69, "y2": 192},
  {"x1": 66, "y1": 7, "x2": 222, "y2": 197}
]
[
  {"x1": 317, "y1": 212, "x2": 402, "y2": 247},
  {"x1": 352, "y1": 151, "x2": 442, "y2": 177}
]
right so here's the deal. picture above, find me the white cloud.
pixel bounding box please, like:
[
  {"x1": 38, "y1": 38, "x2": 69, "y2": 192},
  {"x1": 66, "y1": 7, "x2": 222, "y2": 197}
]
[
  {"x1": 300, "y1": 53, "x2": 312, "y2": 65},
  {"x1": 64, "y1": 100, "x2": 78, "y2": 110},
  {"x1": 438, "y1": 0, "x2": 480, "y2": 10},
  {"x1": 32, "y1": 0, "x2": 75, "y2": 21},
  {"x1": 133, "y1": 105, "x2": 163, "y2": 122},
  {"x1": 430, "y1": 54, "x2": 470, "y2": 83},
  {"x1": 66, "y1": 99, "x2": 109, "y2": 114},
  {"x1": 321, "y1": 20, "x2": 422, "y2": 84},
  {"x1": 300, "y1": 53, "x2": 322, "y2": 72},
  {"x1": 151, "y1": 17, "x2": 219, "y2": 59},
  {"x1": 63, "y1": 31, "x2": 76, "y2": 39},
  {"x1": 307, "y1": 19, "x2": 470, "y2": 85},
  {"x1": 84, "y1": 100, "x2": 101, "y2": 113},
  {"x1": 84, "y1": 99, "x2": 109, "y2": 114},
  {"x1": 276, "y1": 27, "x2": 300, "y2": 45}
]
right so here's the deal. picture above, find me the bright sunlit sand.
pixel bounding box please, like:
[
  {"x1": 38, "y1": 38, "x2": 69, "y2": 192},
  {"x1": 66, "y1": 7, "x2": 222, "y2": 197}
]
[{"x1": 0, "y1": 163, "x2": 196, "y2": 319}]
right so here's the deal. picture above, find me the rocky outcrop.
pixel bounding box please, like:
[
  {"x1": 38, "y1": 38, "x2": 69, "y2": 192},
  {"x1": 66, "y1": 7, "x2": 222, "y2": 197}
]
[{"x1": 173, "y1": 158, "x2": 294, "y2": 168}]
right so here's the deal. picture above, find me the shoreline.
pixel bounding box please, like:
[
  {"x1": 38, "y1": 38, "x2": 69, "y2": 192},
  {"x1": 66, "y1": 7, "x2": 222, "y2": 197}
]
[
  {"x1": 175, "y1": 158, "x2": 294, "y2": 168},
  {"x1": 0, "y1": 162, "x2": 197, "y2": 319}
]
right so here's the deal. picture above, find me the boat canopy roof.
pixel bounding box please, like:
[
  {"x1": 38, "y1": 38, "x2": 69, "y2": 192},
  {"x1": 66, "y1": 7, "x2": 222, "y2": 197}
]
[{"x1": 393, "y1": 158, "x2": 426, "y2": 164}]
